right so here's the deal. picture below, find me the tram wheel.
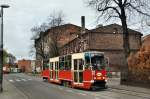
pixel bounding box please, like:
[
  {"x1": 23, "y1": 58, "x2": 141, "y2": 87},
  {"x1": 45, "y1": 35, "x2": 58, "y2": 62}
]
[
  {"x1": 62, "y1": 81, "x2": 71, "y2": 87},
  {"x1": 43, "y1": 77, "x2": 48, "y2": 82},
  {"x1": 90, "y1": 86, "x2": 96, "y2": 91},
  {"x1": 62, "y1": 81, "x2": 66, "y2": 86}
]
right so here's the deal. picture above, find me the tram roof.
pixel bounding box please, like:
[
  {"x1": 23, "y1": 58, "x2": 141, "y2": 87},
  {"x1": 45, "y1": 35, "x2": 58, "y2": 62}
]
[
  {"x1": 49, "y1": 51, "x2": 105, "y2": 60},
  {"x1": 49, "y1": 57, "x2": 59, "y2": 62}
]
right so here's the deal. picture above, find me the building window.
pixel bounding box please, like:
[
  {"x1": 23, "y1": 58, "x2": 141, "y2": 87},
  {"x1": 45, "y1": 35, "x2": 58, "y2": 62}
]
[{"x1": 113, "y1": 28, "x2": 118, "y2": 33}]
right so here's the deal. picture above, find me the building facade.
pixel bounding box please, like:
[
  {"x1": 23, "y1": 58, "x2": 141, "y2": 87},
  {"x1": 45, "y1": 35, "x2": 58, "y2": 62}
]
[
  {"x1": 34, "y1": 24, "x2": 87, "y2": 69},
  {"x1": 18, "y1": 59, "x2": 32, "y2": 73},
  {"x1": 59, "y1": 24, "x2": 142, "y2": 72},
  {"x1": 34, "y1": 22, "x2": 142, "y2": 72}
]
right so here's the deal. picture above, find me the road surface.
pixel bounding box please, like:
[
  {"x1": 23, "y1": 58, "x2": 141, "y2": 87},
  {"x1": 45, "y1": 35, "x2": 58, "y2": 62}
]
[{"x1": 4, "y1": 73, "x2": 150, "y2": 99}]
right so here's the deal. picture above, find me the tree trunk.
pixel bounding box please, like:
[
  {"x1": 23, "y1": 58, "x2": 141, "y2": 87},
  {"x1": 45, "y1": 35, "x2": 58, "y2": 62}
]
[{"x1": 120, "y1": 7, "x2": 130, "y2": 84}]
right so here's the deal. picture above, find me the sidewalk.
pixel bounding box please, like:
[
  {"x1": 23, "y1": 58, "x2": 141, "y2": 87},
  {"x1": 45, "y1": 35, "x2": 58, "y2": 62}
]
[
  {"x1": 0, "y1": 79, "x2": 28, "y2": 99},
  {"x1": 108, "y1": 78, "x2": 150, "y2": 95},
  {"x1": 111, "y1": 84, "x2": 150, "y2": 95}
]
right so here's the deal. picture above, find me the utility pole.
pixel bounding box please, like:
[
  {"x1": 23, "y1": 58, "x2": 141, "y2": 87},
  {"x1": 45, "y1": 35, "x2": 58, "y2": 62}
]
[{"x1": 0, "y1": 4, "x2": 10, "y2": 93}]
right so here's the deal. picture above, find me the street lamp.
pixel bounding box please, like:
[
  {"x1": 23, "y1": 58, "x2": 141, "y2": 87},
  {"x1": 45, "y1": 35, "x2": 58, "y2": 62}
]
[{"x1": 0, "y1": 4, "x2": 10, "y2": 92}]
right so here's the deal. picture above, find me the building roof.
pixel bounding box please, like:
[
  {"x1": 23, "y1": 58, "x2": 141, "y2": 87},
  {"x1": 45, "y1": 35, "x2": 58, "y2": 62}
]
[
  {"x1": 35, "y1": 23, "x2": 88, "y2": 41},
  {"x1": 90, "y1": 23, "x2": 142, "y2": 35},
  {"x1": 44, "y1": 23, "x2": 88, "y2": 36},
  {"x1": 143, "y1": 34, "x2": 150, "y2": 40},
  {"x1": 18, "y1": 59, "x2": 31, "y2": 62},
  {"x1": 142, "y1": 34, "x2": 150, "y2": 45}
]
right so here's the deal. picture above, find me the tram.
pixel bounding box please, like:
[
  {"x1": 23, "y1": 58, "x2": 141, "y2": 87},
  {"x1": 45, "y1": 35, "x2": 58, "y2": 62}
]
[{"x1": 42, "y1": 51, "x2": 109, "y2": 90}]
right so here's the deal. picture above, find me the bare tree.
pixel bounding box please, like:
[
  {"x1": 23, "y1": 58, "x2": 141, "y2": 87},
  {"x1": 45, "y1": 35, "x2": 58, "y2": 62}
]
[
  {"x1": 87, "y1": 0, "x2": 150, "y2": 83},
  {"x1": 48, "y1": 11, "x2": 65, "y2": 28},
  {"x1": 47, "y1": 11, "x2": 65, "y2": 58},
  {"x1": 31, "y1": 11, "x2": 65, "y2": 70},
  {"x1": 31, "y1": 22, "x2": 49, "y2": 40}
]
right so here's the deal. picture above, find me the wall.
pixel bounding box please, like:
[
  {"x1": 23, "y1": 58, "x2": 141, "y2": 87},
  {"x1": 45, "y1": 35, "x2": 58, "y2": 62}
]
[
  {"x1": 87, "y1": 32, "x2": 141, "y2": 71},
  {"x1": 18, "y1": 60, "x2": 32, "y2": 73},
  {"x1": 89, "y1": 32, "x2": 141, "y2": 50},
  {"x1": 35, "y1": 24, "x2": 86, "y2": 61},
  {"x1": 60, "y1": 29, "x2": 142, "y2": 72}
]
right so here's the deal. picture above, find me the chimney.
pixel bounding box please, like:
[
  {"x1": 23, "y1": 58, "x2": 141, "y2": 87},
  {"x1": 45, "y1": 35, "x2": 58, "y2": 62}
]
[{"x1": 81, "y1": 16, "x2": 85, "y2": 34}]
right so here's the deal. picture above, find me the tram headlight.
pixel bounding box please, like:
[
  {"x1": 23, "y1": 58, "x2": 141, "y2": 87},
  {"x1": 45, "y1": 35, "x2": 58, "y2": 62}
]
[
  {"x1": 91, "y1": 80, "x2": 94, "y2": 83},
  {"x1": 97, "y1": 73, "x2": 102, "y2": 76}
]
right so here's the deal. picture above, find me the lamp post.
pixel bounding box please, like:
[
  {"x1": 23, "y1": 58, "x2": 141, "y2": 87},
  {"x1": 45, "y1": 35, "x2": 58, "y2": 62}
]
[{"x1": 0, "y1": 4, "x2": 10, "y2": 92}]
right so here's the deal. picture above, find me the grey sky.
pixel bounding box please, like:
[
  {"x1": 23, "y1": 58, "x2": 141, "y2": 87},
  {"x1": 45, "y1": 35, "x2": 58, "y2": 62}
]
[{"x1": 0, "y1": 0, "x2": 150, "y2": 60}]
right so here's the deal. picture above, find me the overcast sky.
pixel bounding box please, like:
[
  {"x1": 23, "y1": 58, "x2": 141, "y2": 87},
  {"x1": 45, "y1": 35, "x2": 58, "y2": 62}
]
[{"x1": 0, "y1": 0, "x2": 150, "y2": 60}]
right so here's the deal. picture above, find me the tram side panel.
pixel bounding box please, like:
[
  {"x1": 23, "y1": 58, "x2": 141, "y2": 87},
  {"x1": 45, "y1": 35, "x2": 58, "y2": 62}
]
[
  {"x1": 59, "y1": 70, "x2": 72, "y2": 82},
  {"x1": 59, "y1": 55, "x2": 73, "y2": 84},
  {"x1": 83, "y1": 69, "x2": 93, "y2": 89},
  {"x1": 42, "y1": 69, "x2": 50, "y2": 81}
]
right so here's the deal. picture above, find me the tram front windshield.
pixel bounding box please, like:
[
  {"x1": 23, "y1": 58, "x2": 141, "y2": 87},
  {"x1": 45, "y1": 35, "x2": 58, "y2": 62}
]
[{"x1": 91, "y1": 55, "x2": 105, "y2": 70}]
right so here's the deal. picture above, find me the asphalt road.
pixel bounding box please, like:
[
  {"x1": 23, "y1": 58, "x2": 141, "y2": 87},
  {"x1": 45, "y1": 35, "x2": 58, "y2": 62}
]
[{"x1": 4, "y1": 73, "x2": 150, "y2": 99}]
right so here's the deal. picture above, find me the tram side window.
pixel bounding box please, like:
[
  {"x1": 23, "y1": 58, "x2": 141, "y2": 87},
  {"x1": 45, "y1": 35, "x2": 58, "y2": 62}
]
[
  {"x1": 59, "y1": 56, "x2": 65, "y2": 70},
  {"x1": 79, "y1": 59, "x2": 84, "y2": 70},
  {"x1": 57, "y1": 61, "x2": 59, "y2": 70},
  {"x1": 55, "y1": 62, "x2": 58, "y2": 70},
  {"x1": 74, "y1": 59, "x2": 77, "y2": 70},
  {"x1": 65, "y1": 61, "x2": 68, "y2": 70},
  {"x1": 59, "y1": 62, "x2": 64, "y2": 70},
  {"x1": 49, "y1": 63, "x2": 51, "y2": 69},
  {"x1": 65, "y1": 55, "x2": 71, "y2": 70},
  {"x1": 85, "y1": 55, "x2": 90, "y2": 69},
  {"x1": 50, "y1": 62, "x2": 53, "y2": 70}
]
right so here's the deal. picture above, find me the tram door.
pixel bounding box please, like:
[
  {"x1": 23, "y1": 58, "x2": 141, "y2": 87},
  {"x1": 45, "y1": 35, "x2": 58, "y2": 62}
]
[
  {"x1": 55, "y1": 61, "x2": 59, "y2": 80},
  {"x1": 73, "y1": 59, "x2": 84, "y2": 83},
  {"x1": 50, "y1": 62, "x2": 53, "y2": 79}
]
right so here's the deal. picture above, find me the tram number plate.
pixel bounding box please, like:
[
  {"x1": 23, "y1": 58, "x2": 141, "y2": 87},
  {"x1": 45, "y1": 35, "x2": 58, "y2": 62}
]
[{"x1": 97, "y1": 77, "x2": 102, "y2": 80}]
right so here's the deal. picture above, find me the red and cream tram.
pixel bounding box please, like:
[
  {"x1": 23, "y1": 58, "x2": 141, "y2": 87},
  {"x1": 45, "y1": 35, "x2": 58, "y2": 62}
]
[{"x1": 42, "y1": 51, "x2": 109, "y2": 90}]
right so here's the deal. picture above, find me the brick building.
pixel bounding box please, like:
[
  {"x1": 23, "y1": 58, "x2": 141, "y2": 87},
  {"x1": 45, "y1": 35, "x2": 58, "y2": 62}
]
[
  {"x1": 34, "y1": 20, "x2": 142, "y2": 72},
  {"x1": 18, "y1": 59, "x2": 32, "y2": 73},
  {"x1": 34, "y1": 23, "x2": 88, "y2": 69},
  {"x1": 59, "y1": 24, "x2": 142, "y2": 72},
  {"x1": 35, "y1": 24, "x2": 88, "y2": 57}
]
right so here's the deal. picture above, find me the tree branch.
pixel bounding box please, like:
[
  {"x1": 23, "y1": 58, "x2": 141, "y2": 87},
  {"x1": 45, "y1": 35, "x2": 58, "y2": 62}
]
[
  {"x1": 112, "y1": 0, "x2": 119, "y2": 5},
  {"x1": 106, "y1": 15, "x2": 119, "y2": 21},
  {"x1": 123, "y1": 0, "x2": 128, "y2": 5},
  {"x1": 128, "y1": 3, "x2": 150, "y2": 17},
  {"x1": 98, "y1": 6, "x2": 121, "y2": 17}
]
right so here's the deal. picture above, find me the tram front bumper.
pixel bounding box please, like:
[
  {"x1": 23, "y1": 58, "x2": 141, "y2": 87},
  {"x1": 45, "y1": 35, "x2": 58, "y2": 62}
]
[{"x1": 91, "y1": 80, "x2": 107, "y2": 89}]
